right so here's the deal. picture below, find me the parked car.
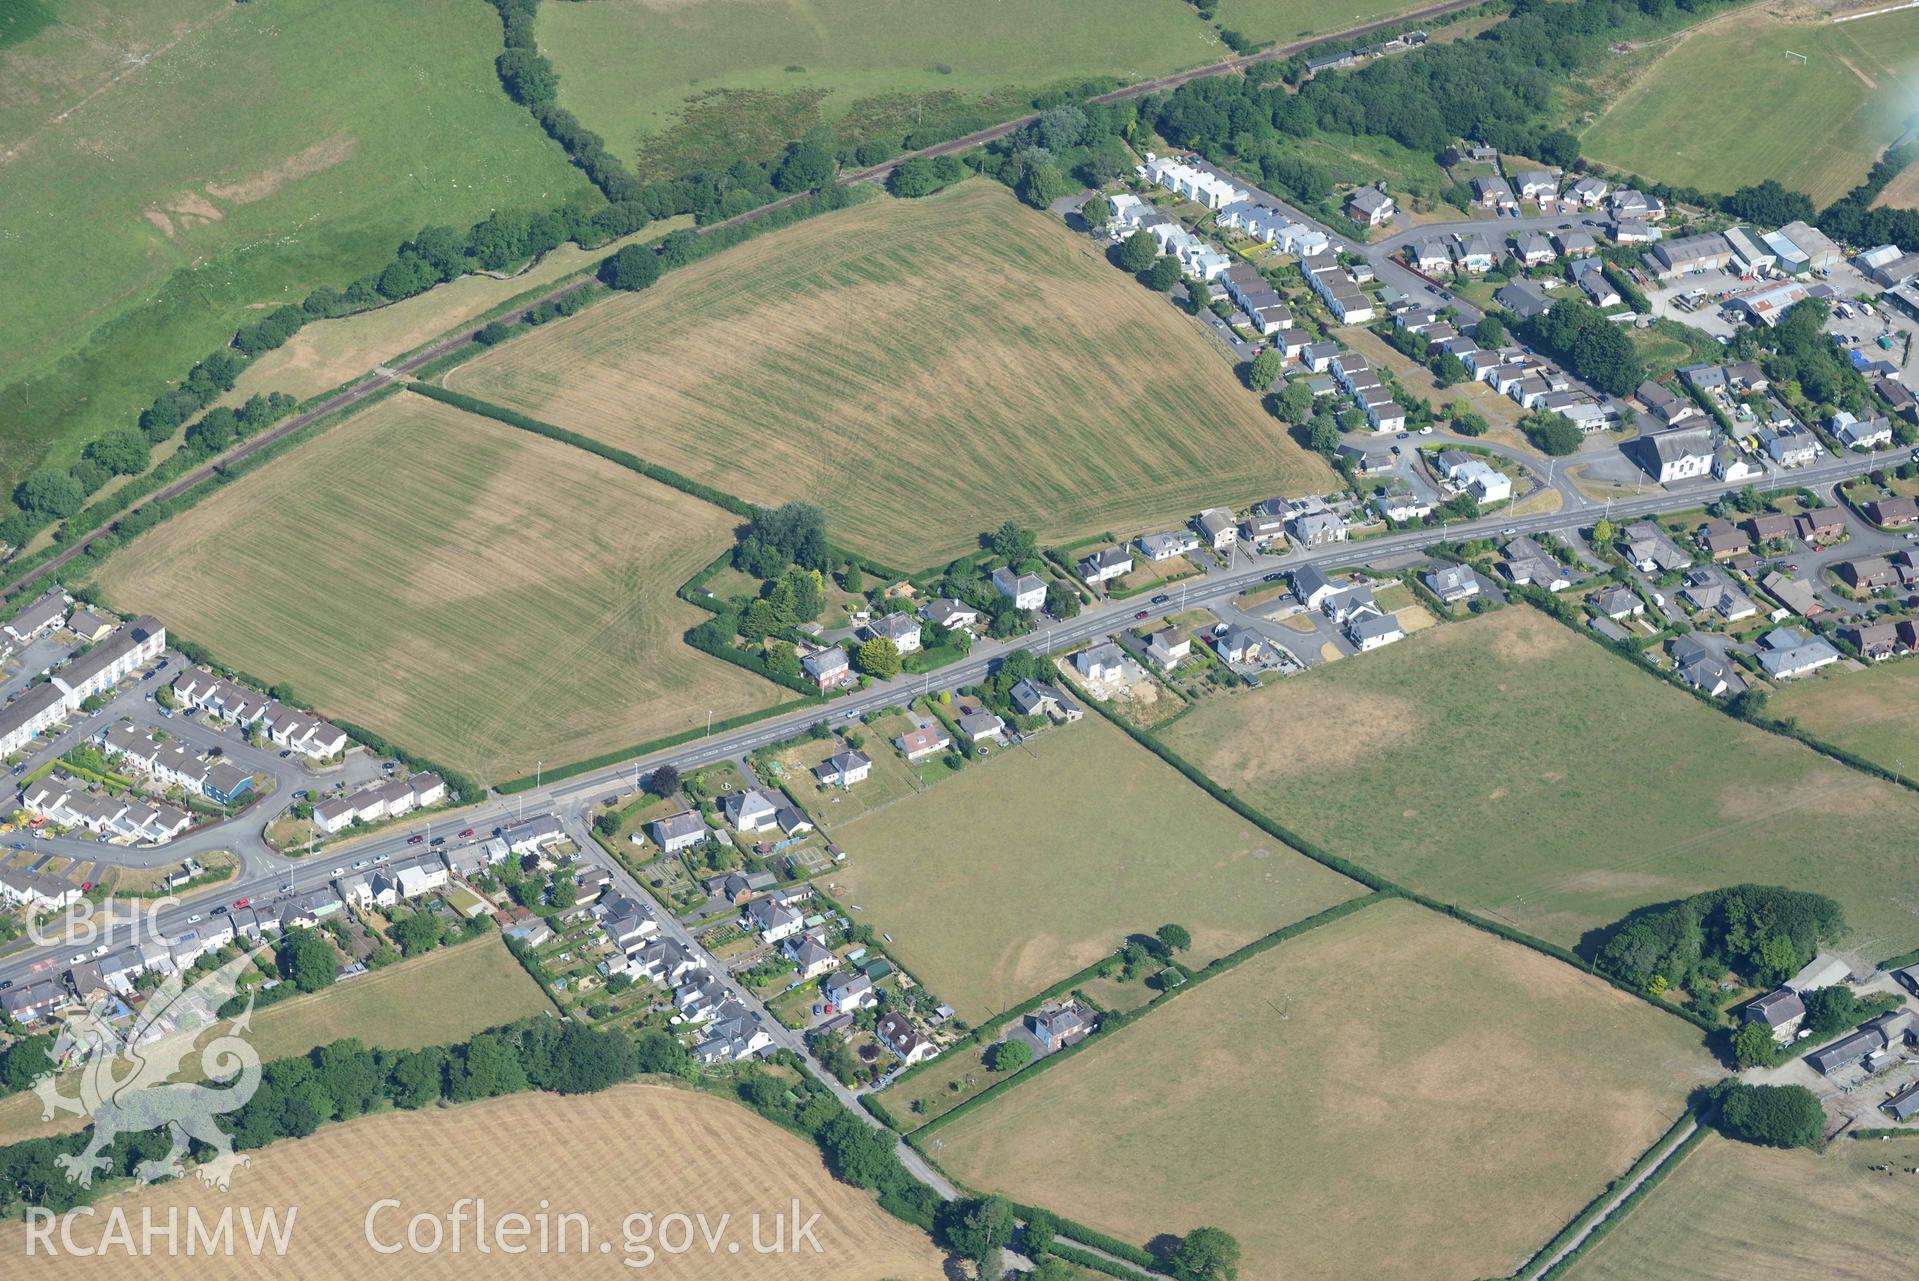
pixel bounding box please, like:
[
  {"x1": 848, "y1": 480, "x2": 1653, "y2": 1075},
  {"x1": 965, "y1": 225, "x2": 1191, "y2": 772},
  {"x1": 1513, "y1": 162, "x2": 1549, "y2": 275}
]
[
  {"x1": 459, "y1": 828, "x2": 475, "y2": 838},
  {"x1": 331, "y1": 867, "x2": 346, "y2": 877},
  {"x1": 232, "y1": 898, "x2": 250, "y2": 909},
  {"x1": 212, "y1": 906, "x2": 228, "y2": 916},
  {"x1": 1264, "y1": 571, "x2": 1284, "y2": 582}
]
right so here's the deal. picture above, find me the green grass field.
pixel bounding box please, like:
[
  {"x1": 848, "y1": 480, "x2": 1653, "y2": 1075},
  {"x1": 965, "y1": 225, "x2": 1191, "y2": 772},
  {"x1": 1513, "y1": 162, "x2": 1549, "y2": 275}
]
[
  {"x1": 935, "y1": 899, "x2": 1716, "y2": 1280},
  {"x1": 1581, "y1": 6, "x2": 1919, "y2": 206},
  {"x1": 1770, "y1": 661, "x2": 1919, "y2": 782},
  {"x1": 1564, "y1": 1132, "x2": 1919, "y2": 1281},
  {"x1": 448, "y1": 181, "x2": 1333, "y2": 568},
  {"x1": 91, "y1": 392, "x2": 785, "y2": 784},
  {"x1": 539, "y1": 0, "x2": 1425, "y2": 175},
  {"x1": 0, "y1": 933, "x2": 552, "y2": 1144},
  {"x1": 1160, "y1": 607, "x2": 1919, "y2": 956},
  {"x1": 825, "y1": 712, "x2": 1364, "y2": 1022},
  {"x1": 0, "y1": 0, "x2": 592, "y2": 506}
]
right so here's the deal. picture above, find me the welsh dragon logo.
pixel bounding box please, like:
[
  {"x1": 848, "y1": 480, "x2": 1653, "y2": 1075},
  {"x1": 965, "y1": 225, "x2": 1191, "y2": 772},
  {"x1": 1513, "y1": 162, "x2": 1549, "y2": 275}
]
[{"x1": 34, "y1": 947, "x2": 265, "y2": 1192}]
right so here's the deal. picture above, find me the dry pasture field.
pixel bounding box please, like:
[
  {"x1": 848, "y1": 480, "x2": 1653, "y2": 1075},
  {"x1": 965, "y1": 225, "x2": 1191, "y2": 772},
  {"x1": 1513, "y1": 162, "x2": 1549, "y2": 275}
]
[
  {"x1": 1564, "y1": 1132, "x2": 1919, "y2": 1281},
  {"x1": 1768, "y1": 660, "x2": 1919, "y2": 782},
  {"x1": 448, "y1": 181, "x2": 1332, "y2": 569},
  {"x1": 1160, "y1": 607, "x2": 1919, "y2": 955},
  {"x1": 0, "y1": 935, "x2": 553, "y2": 1145},
  {"x1": 826, "y1": 713, "x2": 1365, "y2": 1022},
  {"x1": 93, "y1": 392, "x2": 784, "y2": 783},
  {"x1": 0, "y1": 1084, "x2": 945, "y2": 1279},
  {"x1": 934, "y1": 899, "x2": 1716, "y2": 1281}
]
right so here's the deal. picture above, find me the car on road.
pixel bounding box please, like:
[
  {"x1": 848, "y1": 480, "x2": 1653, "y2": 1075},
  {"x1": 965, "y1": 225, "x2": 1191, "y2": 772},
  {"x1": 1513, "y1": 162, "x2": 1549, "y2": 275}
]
[
  {"x1": 353, "y1": 859, "x2": 372, "y2": 870},
  {"x1": 1135, "y1": 610, "x2": 1149, "y2": 620},
  {"x1": 1418, "y1": 425, "x2": 1433, "y2": 435},
  {"x1": 331, "y1": 867, "x2": 346, "y2": 877},
  {"x1": 187, "y1": 914, "x2": 201, "y2": 924},
  {"x1": 212, "y1": 906, "x2": 228, "y2": 916},
  {"x1": 1264, "y1": 571, "x2": 1284, "y2": 582},
  {"x1": 407, "y1": 834, "x2": 425, "y2": 845},
  {"x1": 91, "y1": 944, "x2": 108, "y2": 958},
  {"x1": 8, "y1": 764, "x2": 22, "y2": 776},
  {"x1": 1151, "y1": 594, "x2": 1169, "y2": 604},
  {"x1": 233, "y1": 898, "x2": 250, "y2": 909},
  {"x1": 1396, "y1": 431, "x2": 1410, "y2": 440},
  {"x1": 68, "y1": 953, "x2": 86, "y2": 965},
  {"x1": 0, "y1": 980, "x2": 12, "y2": 991},
  {"x1": 430, "y1": 836, "x2": 445, "y2": 846},
  {"x1": 459, "y1": 828, "x2": 474, "y2": 838}
]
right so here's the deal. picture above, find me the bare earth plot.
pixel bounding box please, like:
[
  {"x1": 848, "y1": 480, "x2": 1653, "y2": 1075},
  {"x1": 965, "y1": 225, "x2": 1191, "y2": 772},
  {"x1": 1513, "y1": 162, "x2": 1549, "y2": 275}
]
[
  {"x1": 825, "y1": 713, "x2": 1365, "y2": 1022},
  {"x1": 934, "y1": 899, "x2": 1716, "y2": 1281},
  {"x1": 0, "y1": 935, "x2": 551, "y2": 1145},
  {"x1": 0, "y1": 1084, "x2": 946, "y2": 1280},
  {"x1": 1564, "y1": 1132, "x2": 1919, "y2": 1281},
  {"x1": 92, "y1": 392, "x2": 783, "y2": 784},
  {"x1": 1769, "y1": 660, "x2": 1919, "y2": 781},
  {"x1": 447, "y1": 181, "x2": 1333, "y2": 570},
  {"x1": 1159, "y1": 608, "x2": 1919, "y2": 956},
  {"x1": 1580, "y1": 3, "x2": 1919, "y2": 207}
]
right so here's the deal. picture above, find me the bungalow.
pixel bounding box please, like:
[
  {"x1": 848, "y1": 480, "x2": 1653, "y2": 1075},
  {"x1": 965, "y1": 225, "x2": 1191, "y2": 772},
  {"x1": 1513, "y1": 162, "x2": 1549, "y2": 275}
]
[
  {"x1": 1500, "y1": 537, "x2": 1570, "y2": 591},
  {"x1": 1079, "y1": 546, "x2": 1134, "y2": 587},
  {"x1": 1867, "y1": 497, "x2": 1919, "y2": 528},
  {"x1": 1621, "y1": 522, "x2": 1693, "y2": 573},
  {"x1": 877, "y1": 1011, "x2": 939, "y2": 1064},
  {"x1": 1145, "y1": 627, "x2": 1191, "y2": 669},
  {"x1": 1761, "y1": 571, "x2": 1823, "y2": 618},
  {"x1": 865, "y1": 613, "x2": 921, "y2": 655},
  {"x1": 1373, "y1": 491, "x2": 1431, "y2": 522},
  {"x1": 1680, "y1": 568, "x2": 1757, "y2": 622},
  {"x1": 1138, "y1": 529, "x2": 1201, "y2": 562},
  {"x1": 1010, "y1": 679, "x2": 1080, "y2": 722},
  {"x1": 648, "y1": 810, "x2": 708, "y2": 854},
  {"x1": 922, "y1": 597, "x2": 981, "y2": 631},
  {"x1": 1423, "y1": 564, "x2": 1480, "y2": 604},
  {"x1": 1592, "y1": 586, "x2": 1644, "y2": 621},
  {"x1": 1577, "y1": 270, "x2": 1622, "y2": 309},
  {"x1": 896, "y1": 724, "x2": 952, "y2": 762},
  {"x1": 814, "y1": 750, "x2": 872, "y2": 788},
  {"x1": 4, "y1": 590, "x2": 67, "y2": 644},
  {"x1": 1347, "y1": 185, "x2": 1396, "y2": 226},
  {"x1": 1496, "y1": 280, "x2": 1553, "y2": 320},
  {"x1": 1337, "y1": 443, "x2": 1396, "y2": 475},
  {"x1": 958, "y1": 711, "x2": 1006, "y2": 744},
  {"x1": 1195, "y1": 507, "x2": 1238, "y2": 551},
  {"x1": 724, "y1": 788, "x2": 782, "y2": 833},
  {"x1": 1348, "y1": 612, "x2": 1405, "y2": 651},
  {"x1": 1756, "y1": 626, "x2": 1842, "y2": 680},
  {"x1": 990, "y1": 567, "x2": 1047, "y2": 611},
  {"x1": 2, "y1": 979, "x2": 66, "y2": 1025},
  {"x1": 1697, "y1": 518, "x2": 1748, "y2": 559},
  {"x1": 801, "y1": 646, "x2": 853, "y2": 690},
  {"x1": 1074, "y1": 642, "x2": 1127, "y2": 684},
  {"x1": 1672, "y1": 636, "x2": 1739, "y2": 697}
]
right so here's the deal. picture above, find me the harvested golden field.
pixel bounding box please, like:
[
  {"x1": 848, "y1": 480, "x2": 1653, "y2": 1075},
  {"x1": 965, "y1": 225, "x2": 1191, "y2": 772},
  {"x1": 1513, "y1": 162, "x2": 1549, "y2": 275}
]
[
  {"x1": 935, "y1": 899, "x2": 1716, "y2": 1281},
  {"x1": 1565, "y1": 1133, "x2": 1919, "y2": 1281},
  {"x1": 827, "y1": 714, "x2": 1364, "y2": 1021},
  {"x1": 0, "y1": 1084, "x2": 946, "y2": 1279},
  {"x1": 93, "y1": 392, "x2": 784, "y2": 783},
  {"x1": 448, "y1": 181, "x2": 1331, "y2": 568},
  {"x1": 223, "y1": 221, "x2": 693, "y2": 405},
  {"x1": 0, "y1": 935, "x2": 552, "y2": 1145}
]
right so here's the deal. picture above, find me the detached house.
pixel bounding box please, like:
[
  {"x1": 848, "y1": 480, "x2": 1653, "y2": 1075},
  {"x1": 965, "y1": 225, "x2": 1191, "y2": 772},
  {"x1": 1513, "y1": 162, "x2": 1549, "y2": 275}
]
[
  {"x1": 801, "y1": 647, "x2": 853, "y2": 690},
  {"x1": 991, "y1": 567, "x2": 1047, "y2": 611},
  {"x1": 877, "y1": 1011, "x2": 939, "y2": 1065},
  {"x1": 724, "y1": 788, "x2": 782, "y2": 833},
  {"x1": 648, "y1": 810, "x2": 708, "y2": 854},
  {"x1": 896, "y1": 725, "x2": 952, "y2": 762},
  {"x1": 814, "y1": 750, "x2": 872, "y2": 788}
]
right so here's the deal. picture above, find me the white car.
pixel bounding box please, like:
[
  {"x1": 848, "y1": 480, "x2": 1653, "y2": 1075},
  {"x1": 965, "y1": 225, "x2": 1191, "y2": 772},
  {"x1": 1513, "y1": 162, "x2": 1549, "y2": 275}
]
[
  {"x1": 91, "y1": 944, "x2": 109, "y2": 958},
  {"x1": 68, "y1": 953, "x2": 86, "y2": 965},
  {"x1": 331, "y1": 867, "x2": 346, "y2": 877},
  {"x1": 187, "y1": 913, "x2": 202, "y2": 924}
]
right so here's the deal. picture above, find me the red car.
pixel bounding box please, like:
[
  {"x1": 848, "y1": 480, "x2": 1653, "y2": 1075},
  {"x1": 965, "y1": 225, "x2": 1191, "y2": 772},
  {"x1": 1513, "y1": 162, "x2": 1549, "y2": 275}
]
[
  {"x1": 407, "y1": 834, "x2": 425, "y2": 845},
  {"x1": 232, "y1": 898, "x2": 250, "y2": 909},
  {"x1": 459, "y1": 828, "x2": 475, "y2": 838},
  {"x1": 1135, "y1": 610, "x2": 1149, "y2": 620}
]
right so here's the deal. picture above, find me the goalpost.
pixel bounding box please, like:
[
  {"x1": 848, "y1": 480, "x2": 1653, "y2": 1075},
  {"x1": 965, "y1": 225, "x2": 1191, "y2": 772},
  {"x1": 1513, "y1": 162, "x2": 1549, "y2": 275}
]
[{"x1": 1785, "y1": 50, "x2": 1809, "y2": 63}]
